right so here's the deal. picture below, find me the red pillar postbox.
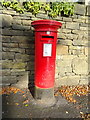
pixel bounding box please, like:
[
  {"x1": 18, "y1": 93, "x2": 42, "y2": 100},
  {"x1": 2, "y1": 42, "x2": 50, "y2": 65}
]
[{"x1": 31, "y1": 20, "x2": 62, "y2": 106}]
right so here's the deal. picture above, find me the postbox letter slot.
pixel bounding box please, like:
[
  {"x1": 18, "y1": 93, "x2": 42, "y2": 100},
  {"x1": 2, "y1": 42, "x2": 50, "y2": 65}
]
[{"x1": 42, "y1": 36, "x2": 54, "y2": 39}]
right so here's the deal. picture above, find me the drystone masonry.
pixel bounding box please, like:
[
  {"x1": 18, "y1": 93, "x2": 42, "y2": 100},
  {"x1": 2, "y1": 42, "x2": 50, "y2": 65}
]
[{"x1": 0, "y1": 4, "x2": 90, "y2": 88}]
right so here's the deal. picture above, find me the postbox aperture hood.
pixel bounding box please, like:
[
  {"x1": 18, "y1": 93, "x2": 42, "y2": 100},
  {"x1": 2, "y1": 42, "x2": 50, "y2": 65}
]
[{"x1": 31, "y1": 20, "x2": 62, "y2": 32}]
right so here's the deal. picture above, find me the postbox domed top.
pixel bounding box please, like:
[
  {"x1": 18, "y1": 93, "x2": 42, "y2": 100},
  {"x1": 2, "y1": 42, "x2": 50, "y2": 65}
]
[{"x1": 31, "y1": 20, "x2": 62, "y2": 32}]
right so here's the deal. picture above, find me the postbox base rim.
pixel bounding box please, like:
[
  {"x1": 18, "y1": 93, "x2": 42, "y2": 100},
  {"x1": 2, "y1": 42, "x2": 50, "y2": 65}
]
[
  {"x1": 34, "y1": 86, "x2": 56, "y2": 107},
  {"x1": 34, "y1": 98, "x2": 56, "y2": 107}
]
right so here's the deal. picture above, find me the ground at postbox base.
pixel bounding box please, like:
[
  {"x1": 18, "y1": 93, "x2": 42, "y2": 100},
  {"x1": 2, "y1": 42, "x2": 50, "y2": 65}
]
[{"x1": 0, "y1": 85, "x2": 90, "y2": 119}]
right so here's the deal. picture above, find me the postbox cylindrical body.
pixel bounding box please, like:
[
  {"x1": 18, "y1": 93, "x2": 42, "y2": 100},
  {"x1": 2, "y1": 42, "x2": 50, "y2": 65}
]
[
  {"x1": 31, "y1": 20, "x2": 62, "y2": 105},
  {"x1": 35, "y1": 31, "x2": 57, "y2": 88}
]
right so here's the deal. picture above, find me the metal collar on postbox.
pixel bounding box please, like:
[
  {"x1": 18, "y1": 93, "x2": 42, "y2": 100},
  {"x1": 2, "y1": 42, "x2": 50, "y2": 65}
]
[{"x1": 31, "y1": 20, "x2": 62, "y2": 32}]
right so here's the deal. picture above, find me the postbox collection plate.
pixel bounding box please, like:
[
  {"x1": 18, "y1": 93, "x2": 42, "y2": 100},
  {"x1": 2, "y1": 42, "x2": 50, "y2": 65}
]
[{"x1": 43, "y1": 43, "x2": 52, "y2": 57}]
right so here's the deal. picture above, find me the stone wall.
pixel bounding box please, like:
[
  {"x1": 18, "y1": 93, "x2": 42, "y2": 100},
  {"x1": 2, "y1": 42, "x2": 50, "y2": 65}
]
[{"x1": 1, "y1": 4, "x2": 90, "y2": 88}]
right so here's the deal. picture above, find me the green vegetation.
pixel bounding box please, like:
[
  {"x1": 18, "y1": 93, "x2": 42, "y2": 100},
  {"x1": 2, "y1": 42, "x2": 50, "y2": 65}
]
[{"x1": 0, "y1": 0, "x2": 75, "y2": 18}]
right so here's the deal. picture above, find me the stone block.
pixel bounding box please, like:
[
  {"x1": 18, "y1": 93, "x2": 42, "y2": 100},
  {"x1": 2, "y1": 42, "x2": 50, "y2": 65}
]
[
  {"x1": 63, "y1": 17, "x2": 72, "y2": 22},
  {"x1": 2, "y1": 10, "x2": 16, "y2": 15},
  {"x1": 58, "y1": 76, "x2": 80, "y2": 86},
  {"x1": 0, "y1": 36, "x2": 2, "y2": 43},
  {"x1": 26, "y1": 49, "x2": 35, "y2": 55},
  {"x1": 69, "y1": 50, "x2": 84, "y2": 55},
  {"x1": 88, "y1": 25, "x2": 90, "y2": 31},
  {"x1": 12, "y1": 62, "x2": 26, "y2": 69},
  {"x1": 31, "y1": 17, "x2": 41, "y2": 21},
  {"x1": 86, "y1": 19, "x2": 89, "y2": 24},
  {"x1": 86, "y1": 6, "x2": 90, "y2": 16},
  {"x1": 55, "y1": 67, "x2": 65, "y2": 77},
  {"x1": 54, "y1": 16, "x2": 63, "y2": 21},
  {"x1": 3, "y1": 43, "x2": 18, "y2": 48},
  {"x1": 79, "y1": 79, "x2": 88, "y2": 85},
  {"x1": 0, "y1": 22, "x2": 2, "y2": 28},
  {"x1": 0, "y1": 29, "x2": 2, "y2": 35},
  {"x1": 0, "y1": 70, "x2": 2, "y2": 77},
  {"x1": 11, "y1": 72, "x2": 29, "y2": 89},
  {"x1": 11, "y1": 71, "x2": 27, "y2": 76},
  {"x1": 78, "y1": 55, "x2": 88, "y2": 59},
  {"x1": 36, "y1": 12, "x2": 48, "y2": 19},
  {"x1": 29, "y1": 55, "x2": 35, "y2": 61},
  {"x1": 2, "y1": 60, "x2": 26, "y2": 69},
  {"x1": 2, "y1": 76, "x2": 17, "y2": 84},
  {"x1": 72, "y1": 15, "x2": 78, "y2": 19},
  {"x1": 2, "y1": 83, "x2": 11, "y2": 86},
  {"x1": 61, "y1": 22, "x2": 66, "y2": 29},
  {"x1": 11, "y1": 36, "x2": 33, "y2": 43},
  {"x1": 2, "y1": 14, "x2": 13, "y2": 27},
  {"x1": 12, "y1": 24, "x2": 30, "y2": 30},
  {"x1": 0, "y1": 23, "x2": 1, "y2": 28},
  {"x1": 62, "y1": 29, "x2": 71, "y2": 33},
  {"x1": 56, "y1": 45, "x2": 68, "y2": 55},
  {"x1": 59, "y1": 55, "x2": 77, "y2": 60},
  {"x1": 59, "y1": 40, "x2": 72, "y2": 46},
  {"x1": 72, "y1": 58, "x2": 88, "y2": 75},
  {"x1": 3, "y1": 47, "x2": 25, "y2": 53},
  {"x1": 0, "y1": 14, "x2": 2, "y2": 23},
  {"x1": 80, "y1": 23, "x2": 88, "y2": 27},
  {"x1": 79, "y1": 76, "x2": 89, "y2": 85},
  {"x1": 72, "y1": 30, "x2": 88, "y2": 35},
  {"x1": 58, "y1": 28, "x2": 63, "y2": 33},
  {"x1": 74, "y1": 4, "x2": 86, "y2": 15},
  {"x1": 31, "y1": 71, "x2": 34, "y2": 75},
  {"x1": 66, "y1": 22, "x2": 79, "y2": 30},
  {"x1": 13, "y1": 19, "x2": 21, "y2": 25},
  {"x1": 80, "y1": 27, "x2": 88, "y2": 31},
  {"x1": 26, "y1": 62, "x2": 34, "y2": 70},
  {"x1": 77, "y1": 35, "x2": 85, "y2": 40},
  {"x1": 73, "y1": 18, "x2": 85, "y2": 23},
  {"x1": 56, "y1": 55, "x2": 61, "y2": 60},
  {"x1": 25, "y1": 30, "x2": 34, "y2": 36},
  {"x1": 13, "y1": 16, "x2": 31, "y2": 20},
  {"x1": 0, "y1": 5, "x2": 3, "y2": 10},
  {"x1": 73, "y1": 39, "x2": 87, "y2": 46},
  {"x1": 55, "y1": 71, "x2": 59, "y2": 79},
  {"x1": 21, "y1": 12, "x2": 33, "y2": 17},
  {"x1": 69, "y1": 46, "x2": 84, "y2": 50},
  {"x1": 69, "y1": 46, "x2": 85, "y2": 55},
  {"x1": 2, "y1": 36, "x2": 11, "y2": 42},
  {"x1": 19, "y1": 43, "x2": 34, "y2": 48},
  {"x1": 88, "y1": 36, "x2": 90, "y2": 41},
  {"x1": 2, "y1": 60, "x2": 13, "y2": 69},
  {"x1": 21, "y1": 20, "x2": 32, "y2": 25},
  {"x1": 65, "y1": 72, "x2": 75, "y2": 76},
  {"x1": 80, "y1": 16, "x2": 88, "y2": 20},
  {"x1": 11, "y1": 69, "x2": 25, "y2": 72},
  {"x1": 2, "y1": 29, "x2": 31, "y2": 36},
  {"x1": 2, "y1": 29, "x2": 24, "y2": 36},
  {"x1": 57, "y1": 33, "x2": 66, "y2": 39},
  {"x1": 57, "y1": 59, "x2": 72, "y2": 76},
  {"x1": 2, "y1": 52, "x2": 14, "y2": 60},
  {"x1": 15, "y1": 53, "x2": 31, "y2": 62},
  {"x1": 85, "y1": 47, "x2": 89, "y2": 56},
  {"x1": 0, "y1": 52, "x2": 1, "y2": 59},
  {"x1": 65, "y1": 34, "x2": 78, "y2": 40},
  {"x1": 2, "y1": 69, "x2": 11, "y2": 76}
]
